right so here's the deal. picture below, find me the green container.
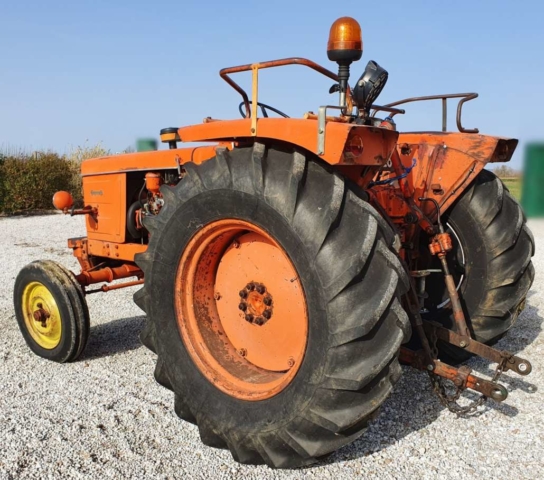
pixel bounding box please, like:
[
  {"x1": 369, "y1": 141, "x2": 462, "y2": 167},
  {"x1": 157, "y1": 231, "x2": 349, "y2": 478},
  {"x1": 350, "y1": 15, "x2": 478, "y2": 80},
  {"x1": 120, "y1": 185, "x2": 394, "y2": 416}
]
[
  {"x1": 521, "y1": 143, "x2": 544, "y2": 217},
  {"x1": 136, "y1": 138, "x2": 158, "y2": 152}
]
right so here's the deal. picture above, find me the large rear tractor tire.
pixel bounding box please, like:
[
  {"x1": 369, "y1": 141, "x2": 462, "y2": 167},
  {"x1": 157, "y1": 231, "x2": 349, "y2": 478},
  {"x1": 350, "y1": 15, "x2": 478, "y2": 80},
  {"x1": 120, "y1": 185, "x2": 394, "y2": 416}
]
[
  {"x1": 424, "y1": 169, "x2": 535, "y2": 363},
  {"x1": 14, "y1": 260, "x2": 90, "y2": 363},
  {"x1": 134, "y1": 143, "x2": 411, "y2": 468}
]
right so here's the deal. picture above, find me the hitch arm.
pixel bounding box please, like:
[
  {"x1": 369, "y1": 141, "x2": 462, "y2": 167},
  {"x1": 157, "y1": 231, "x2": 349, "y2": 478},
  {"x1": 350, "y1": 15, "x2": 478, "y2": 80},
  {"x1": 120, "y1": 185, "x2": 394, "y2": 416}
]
[
  {"x1": 400, "y1": 348, "x2": 508, "y2": 402},
  {"x1": 423, "y1": 322, "x2": 532, "y2": 376}
]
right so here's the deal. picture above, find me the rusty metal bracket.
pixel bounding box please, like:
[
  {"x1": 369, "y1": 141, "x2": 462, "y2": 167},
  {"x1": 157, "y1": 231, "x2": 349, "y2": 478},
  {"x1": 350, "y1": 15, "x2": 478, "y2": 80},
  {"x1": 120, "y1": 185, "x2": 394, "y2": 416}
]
[
  {"x1": 423, "y1": 322, "x2": 532, "y2": 376},
  {"x1": 317, "y1": 105, "x2": 345, "y2": 155}
]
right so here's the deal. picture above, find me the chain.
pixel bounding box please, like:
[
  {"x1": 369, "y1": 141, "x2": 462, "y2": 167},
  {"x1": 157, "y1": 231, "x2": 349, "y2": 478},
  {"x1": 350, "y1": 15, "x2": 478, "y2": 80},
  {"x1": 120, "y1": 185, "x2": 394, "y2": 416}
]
[{"x1": 427, "y1": 333, "x2": 509, "y2": 415}]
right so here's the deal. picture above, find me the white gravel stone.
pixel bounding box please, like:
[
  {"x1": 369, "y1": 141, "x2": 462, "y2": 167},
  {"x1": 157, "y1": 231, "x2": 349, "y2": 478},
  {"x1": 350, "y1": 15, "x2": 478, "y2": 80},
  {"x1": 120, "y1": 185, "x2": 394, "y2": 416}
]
[{"x1": 0, "y1": 213, "x2": 543, "y2": 479}]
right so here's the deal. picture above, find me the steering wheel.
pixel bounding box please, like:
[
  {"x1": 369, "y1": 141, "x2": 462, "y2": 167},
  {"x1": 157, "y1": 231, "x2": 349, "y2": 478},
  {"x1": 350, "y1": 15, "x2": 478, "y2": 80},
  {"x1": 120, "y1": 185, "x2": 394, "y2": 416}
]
[{"x1": 238, "y1": 101, "x2": 290, "y2": 119}]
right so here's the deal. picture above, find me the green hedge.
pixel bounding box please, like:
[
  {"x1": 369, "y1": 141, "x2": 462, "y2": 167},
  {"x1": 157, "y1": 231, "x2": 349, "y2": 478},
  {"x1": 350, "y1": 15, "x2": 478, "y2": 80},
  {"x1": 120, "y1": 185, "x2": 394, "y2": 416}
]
[{"x1": 0, "y1": 152, "x2": 81, "y2": 214}]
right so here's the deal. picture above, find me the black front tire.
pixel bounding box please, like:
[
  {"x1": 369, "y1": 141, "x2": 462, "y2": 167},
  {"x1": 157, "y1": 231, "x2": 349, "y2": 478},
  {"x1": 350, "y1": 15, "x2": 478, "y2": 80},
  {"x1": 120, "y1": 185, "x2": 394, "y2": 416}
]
[
  {"x1": 134, "y1": 143, "x2": 411, "y2": 468},
  {"x1": 14, "y1": 260, "x2": 90, "y2": 363}
]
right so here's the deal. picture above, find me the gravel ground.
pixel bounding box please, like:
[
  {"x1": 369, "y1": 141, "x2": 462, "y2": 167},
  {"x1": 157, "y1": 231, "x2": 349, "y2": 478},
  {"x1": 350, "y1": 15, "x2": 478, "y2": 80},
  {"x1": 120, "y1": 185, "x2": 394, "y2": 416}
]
[{"x1": 0, "y1": 213, "x2": 542, "y2": 480}]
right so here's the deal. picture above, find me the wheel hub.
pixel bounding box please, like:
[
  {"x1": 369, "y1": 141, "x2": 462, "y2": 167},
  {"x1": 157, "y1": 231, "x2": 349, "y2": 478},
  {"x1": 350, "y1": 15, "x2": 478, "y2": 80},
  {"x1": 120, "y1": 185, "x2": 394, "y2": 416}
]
[
  {"x1": 22, "y1": 282, "x2": 62, "y2": 349},
  {"x1": 33, "y1": 303, "x2": 51, "y2": 327},
  {"x1": 238, "y1": 282, "x2": 273, "y2": 325}
]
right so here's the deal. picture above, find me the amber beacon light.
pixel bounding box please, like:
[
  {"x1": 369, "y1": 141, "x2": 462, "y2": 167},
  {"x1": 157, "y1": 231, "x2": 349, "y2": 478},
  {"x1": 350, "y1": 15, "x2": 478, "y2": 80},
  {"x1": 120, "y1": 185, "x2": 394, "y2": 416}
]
[
  {"x1": 327, "y1": 17, "x2": 363, "y2": 109},
  {"x1": 327, "y1": 17, "x2": 363, "y2": 62}
]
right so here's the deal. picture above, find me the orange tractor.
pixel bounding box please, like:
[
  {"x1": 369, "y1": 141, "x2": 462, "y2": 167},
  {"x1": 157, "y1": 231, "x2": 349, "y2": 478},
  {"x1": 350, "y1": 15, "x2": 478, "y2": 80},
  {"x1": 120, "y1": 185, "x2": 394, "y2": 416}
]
[{"x1": 14, "y1": 18, "x2": 535, "y2": 468}]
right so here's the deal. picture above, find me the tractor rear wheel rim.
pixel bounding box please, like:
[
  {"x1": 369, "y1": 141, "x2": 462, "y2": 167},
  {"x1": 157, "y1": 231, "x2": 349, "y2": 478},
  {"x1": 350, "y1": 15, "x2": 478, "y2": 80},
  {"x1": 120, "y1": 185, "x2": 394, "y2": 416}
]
[
  {"x1": 175, "y1": 219, "x2": 308, "y2": 401},
  {"x1": 22, "y1": 281, "x2": 62, "y2": 349}
]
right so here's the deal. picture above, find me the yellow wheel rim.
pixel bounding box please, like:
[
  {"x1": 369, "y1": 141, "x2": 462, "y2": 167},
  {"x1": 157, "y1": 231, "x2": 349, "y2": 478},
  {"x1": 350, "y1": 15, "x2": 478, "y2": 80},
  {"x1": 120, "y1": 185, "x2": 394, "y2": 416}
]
[{"x1": 22, "y1": 281, "x2": 62, "y2": 349}]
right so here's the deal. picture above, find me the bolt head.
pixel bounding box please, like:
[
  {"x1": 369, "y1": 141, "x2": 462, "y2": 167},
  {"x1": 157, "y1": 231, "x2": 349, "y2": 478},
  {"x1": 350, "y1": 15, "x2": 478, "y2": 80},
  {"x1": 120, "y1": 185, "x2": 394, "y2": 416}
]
[
  {"x1": 263, "y1": 310, "x2": 271, "y2": 319},
  {"x1": 214, "y1": 292, "x2": 221, "y2": 301},
  {"x1": 245, "y1": 314, "x2": 254, "y2": 323},
  {"x1": 263, "y1": 296, "x2": 272, "y2": 306},
  {"x1": 238, "y1": 303, "x2": 247, "y2": 311},
  {"x1": 427, "y1": 364, "x2": 434, "y2": 371},
  {"x1": 287, "y1": 357, "x2": 295, "y2": 368},
  {"x1": 256, "y1": 284, "x2": 265, "y2": 294},
  {"x1": 459, "y1": 340, "x2": 467, "y2": 348},
  {"x1": 254, "y1": 317, "x2": 265, "y2": 326},
  {"x1": 238, "y1": 348, "x2": 247, "y2": 357},
  {"x1": 518, "y1": 363, "x2": 528, "y2": 372},
  {"x1": 246, "y1": 283, "x2": 255, "y2": 291},
  {"x1": 239, "y1": 290, "x2": 247, "y2": 299}
]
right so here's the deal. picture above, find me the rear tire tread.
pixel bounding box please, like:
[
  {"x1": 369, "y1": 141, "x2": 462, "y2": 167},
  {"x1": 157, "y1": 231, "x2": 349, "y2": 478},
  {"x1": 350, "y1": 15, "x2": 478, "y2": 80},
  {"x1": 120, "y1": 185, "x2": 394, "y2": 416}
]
[{"x1": 135, "y1": 143, "x2": 411, "y2": 468}]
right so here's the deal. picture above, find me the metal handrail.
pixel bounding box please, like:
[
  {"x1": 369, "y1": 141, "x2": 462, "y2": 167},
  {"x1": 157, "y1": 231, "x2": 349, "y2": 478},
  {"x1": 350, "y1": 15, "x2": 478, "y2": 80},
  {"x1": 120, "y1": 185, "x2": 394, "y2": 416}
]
[
  {"x1": 220, "y1": 57, "x2": 343, "y2": 119},
  {"x1": 377, "y1": 93, "x2": 479, "y2": 133}
]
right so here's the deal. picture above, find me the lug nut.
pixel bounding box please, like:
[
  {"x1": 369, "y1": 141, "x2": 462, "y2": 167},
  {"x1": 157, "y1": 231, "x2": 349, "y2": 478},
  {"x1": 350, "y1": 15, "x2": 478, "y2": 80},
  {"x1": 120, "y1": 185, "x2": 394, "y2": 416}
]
[
  {"x1": 246, "y1": 283, "x2": 255, "y2": 291},
  {"x1": 263, "y1": 296, "x2": 272, "y2": 306},
  {"x1": 254, "y1": 316, "x2": 265, "y2": 326},
  {"x1": 263, "y1": 310, "x2": 271, "y2": 319},
  {"x1": 245, "y1": 314, "x2": 254, "y2": 323},
  {"x1": 256, "y1": 284, "x2": 266, "y2": 294},
  {"x1": 238, "y1": 303, "x2": 247, "y2": 311},
  {"x1": 239, "y1": 290, "x2": 247, "y2": 299}
]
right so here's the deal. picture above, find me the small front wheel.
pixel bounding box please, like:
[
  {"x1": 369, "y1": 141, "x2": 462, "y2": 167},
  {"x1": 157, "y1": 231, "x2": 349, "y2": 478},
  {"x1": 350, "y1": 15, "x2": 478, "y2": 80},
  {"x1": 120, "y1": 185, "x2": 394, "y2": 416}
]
[{"x1": 14, "y1": 260, "x2": 90, "y2": 363}]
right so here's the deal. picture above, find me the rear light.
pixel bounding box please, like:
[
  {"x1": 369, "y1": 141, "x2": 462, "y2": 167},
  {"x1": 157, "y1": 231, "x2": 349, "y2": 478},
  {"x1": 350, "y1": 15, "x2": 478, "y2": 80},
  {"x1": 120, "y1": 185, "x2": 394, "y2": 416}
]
[{"x1": 343, "y1": 134, "x2": 364, "y2": 162}]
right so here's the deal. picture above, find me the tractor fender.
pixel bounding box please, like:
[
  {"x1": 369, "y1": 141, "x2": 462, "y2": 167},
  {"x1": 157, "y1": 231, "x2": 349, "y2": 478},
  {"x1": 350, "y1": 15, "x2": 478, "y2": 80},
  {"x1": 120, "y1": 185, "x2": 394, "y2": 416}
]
[
  {"x1": 396, "y1": 132, "x2": 517, "y2": 215},
  {"x1": 178, "y1": 117, "x2": 399, "y2": 167}
]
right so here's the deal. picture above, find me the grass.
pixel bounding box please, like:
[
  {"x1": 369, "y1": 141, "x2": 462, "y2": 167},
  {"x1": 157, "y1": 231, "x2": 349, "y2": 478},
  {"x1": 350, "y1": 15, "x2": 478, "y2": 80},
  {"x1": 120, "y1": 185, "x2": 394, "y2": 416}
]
[{"x1": 500, "y1": 177, "x2": 522, "y2": 201}]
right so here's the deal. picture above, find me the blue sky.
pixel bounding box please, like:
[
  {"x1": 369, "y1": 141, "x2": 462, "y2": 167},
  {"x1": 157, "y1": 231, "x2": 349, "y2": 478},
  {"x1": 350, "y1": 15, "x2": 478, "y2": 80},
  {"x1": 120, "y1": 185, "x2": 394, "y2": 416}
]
[{"x1": 1, "y1": 0, "x2": 542, "y2": 168}]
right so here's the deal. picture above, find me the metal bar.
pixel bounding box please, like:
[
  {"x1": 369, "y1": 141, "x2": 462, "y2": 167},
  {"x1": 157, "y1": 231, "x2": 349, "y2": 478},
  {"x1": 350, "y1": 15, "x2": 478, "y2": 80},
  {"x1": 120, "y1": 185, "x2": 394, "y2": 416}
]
[
  {"x1": 370, "y1": 104, "x2": 406, "y2": 115},
  {"x1": 456, "y1": 93, "x2": 479, "y2": 133},
  {"x1": 442, "y1": 97, "x2": 447, "y2": 132},
  {"x1": 101, "y1": 279, "x2": 144, "y2": 292},
  {"x1": 438, "y1": 254, "x2": 471, "y2": 339},
  {"x1": 251, "y1": 66, "x2": 258, "y2": 135},
  {"x1": 75, "y1": 264, "x2": 142, "y2": 287},
  {"x1": 377, "y1": 93, "x2": 479, "y2": 133},
  {"x1": 220, "y1": 57, "x2": 339, "y2": 119}
]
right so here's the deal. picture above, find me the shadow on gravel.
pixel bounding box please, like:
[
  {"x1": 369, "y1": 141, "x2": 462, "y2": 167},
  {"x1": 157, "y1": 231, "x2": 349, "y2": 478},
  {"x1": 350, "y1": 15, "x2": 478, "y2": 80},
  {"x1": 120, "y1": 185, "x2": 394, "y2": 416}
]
[
  {"x1": 82, "y1": 316, "x2": 146, "y2": 360},
  {"x1": 320, "y1": 296, "x2": 542, "y2": 466}
]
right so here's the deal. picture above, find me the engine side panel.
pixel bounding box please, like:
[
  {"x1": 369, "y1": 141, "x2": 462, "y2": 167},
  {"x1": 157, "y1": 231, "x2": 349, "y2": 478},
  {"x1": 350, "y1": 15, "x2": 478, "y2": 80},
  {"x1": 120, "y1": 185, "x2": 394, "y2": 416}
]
[{"x1": 83, "y1": 173, "x2": 127, "y2": 243}]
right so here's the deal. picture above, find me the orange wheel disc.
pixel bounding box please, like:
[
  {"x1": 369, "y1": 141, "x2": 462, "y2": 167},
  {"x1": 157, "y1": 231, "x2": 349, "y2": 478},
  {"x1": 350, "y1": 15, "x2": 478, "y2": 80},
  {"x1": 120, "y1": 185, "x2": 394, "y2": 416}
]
[{"x1": 175, "y1": 219, "x2": 308, "y2": 401}]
